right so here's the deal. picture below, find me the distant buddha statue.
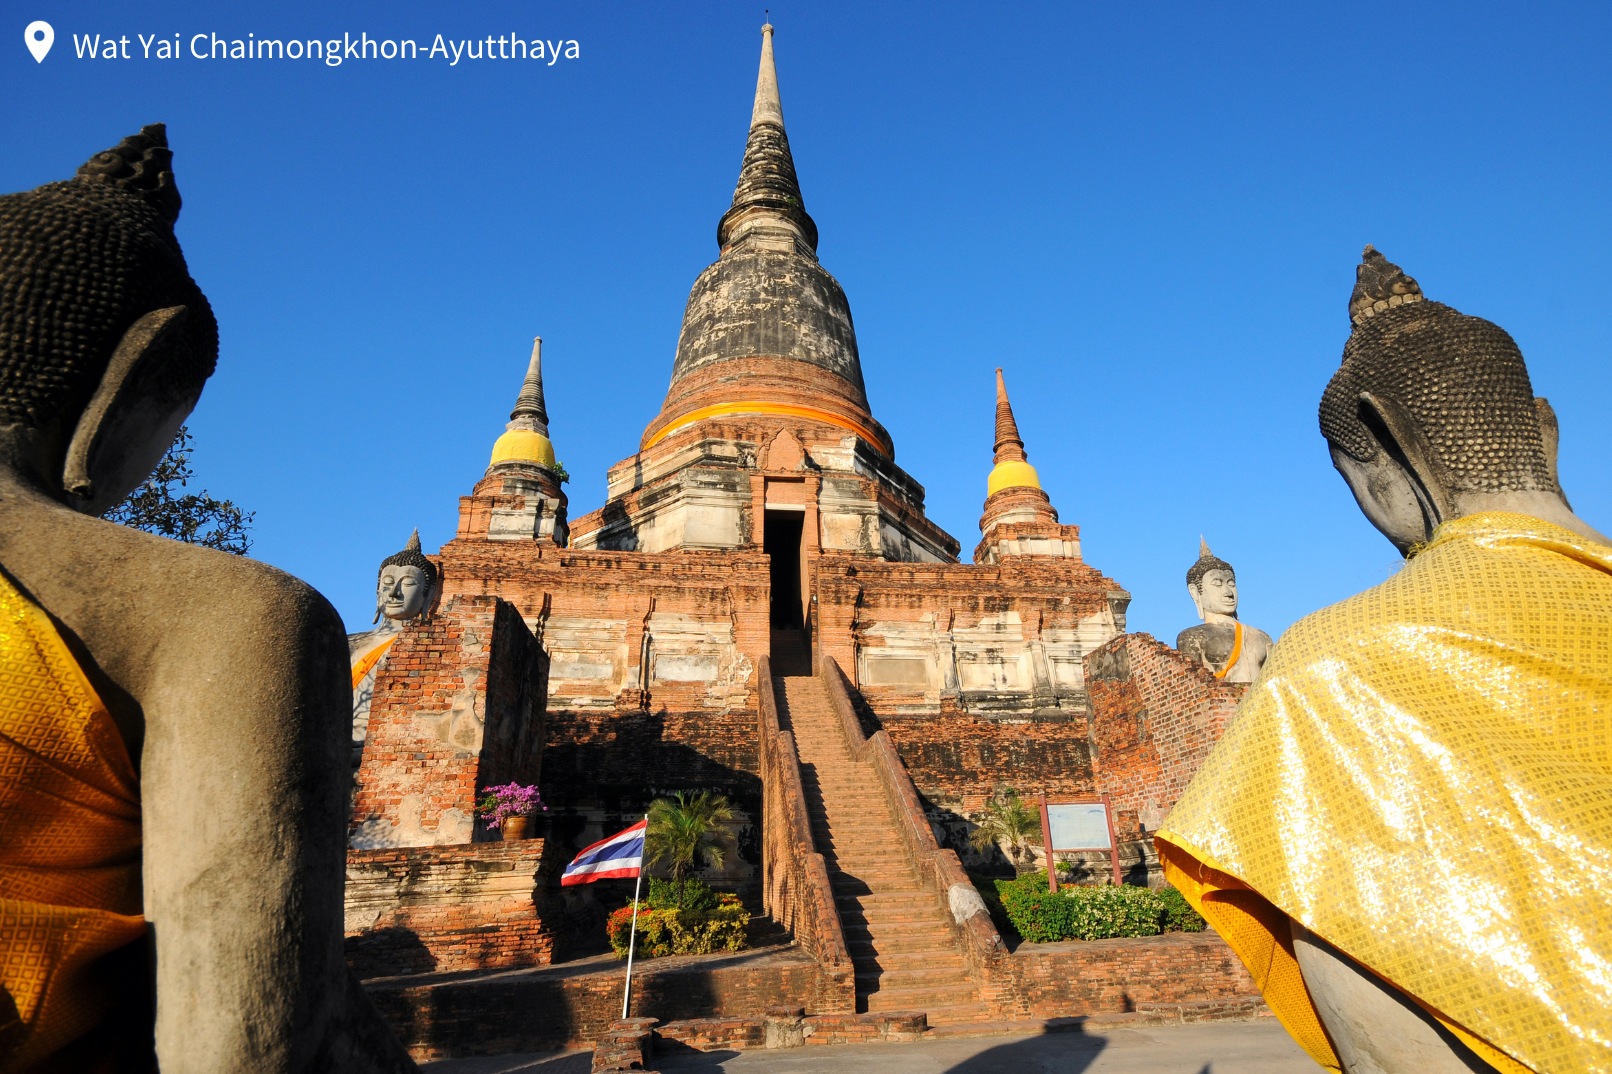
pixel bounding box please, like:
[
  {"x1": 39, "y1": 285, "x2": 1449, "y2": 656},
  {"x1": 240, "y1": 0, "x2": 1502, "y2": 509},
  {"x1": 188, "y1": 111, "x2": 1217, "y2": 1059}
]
[
  {"x1": 0, "y1": 126, "x2": 416, "y2": 1070},
  {"x1": 349, "y1": 530, "x2": 440, "y2": 760},
  {"x1": 1158, "y1": 247, "x2": 1612, "y2": 1074},
  {"x1": 1174, "y1": 539, "x2": 1271, "y2": 683}
]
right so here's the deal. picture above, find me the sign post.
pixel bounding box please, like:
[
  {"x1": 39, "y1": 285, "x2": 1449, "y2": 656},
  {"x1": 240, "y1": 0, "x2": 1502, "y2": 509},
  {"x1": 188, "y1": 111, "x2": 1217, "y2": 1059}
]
[{"x1": 1038, "y1": 794, "x2": 1123, "y2": 891}]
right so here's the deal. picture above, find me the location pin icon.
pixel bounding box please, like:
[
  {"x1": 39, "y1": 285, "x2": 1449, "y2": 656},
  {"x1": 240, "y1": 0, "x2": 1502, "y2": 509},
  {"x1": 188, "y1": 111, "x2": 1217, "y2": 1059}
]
[{"x1": 25, "y1": 21, "x2": 53, "y2": 63}]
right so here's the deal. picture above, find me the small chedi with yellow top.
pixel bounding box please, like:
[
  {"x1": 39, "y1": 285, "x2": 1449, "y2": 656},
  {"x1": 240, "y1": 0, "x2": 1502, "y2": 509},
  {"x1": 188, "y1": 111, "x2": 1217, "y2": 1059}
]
[{"x1": 1158, "y1": 247, "x2": 1612, "y2": 1074}]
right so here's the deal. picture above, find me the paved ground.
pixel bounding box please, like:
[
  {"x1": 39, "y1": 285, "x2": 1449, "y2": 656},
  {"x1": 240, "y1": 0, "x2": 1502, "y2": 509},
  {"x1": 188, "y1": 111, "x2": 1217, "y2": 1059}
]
[{"x1": 422, "y1": 1019, "x2": 1313, "y2": 1073}]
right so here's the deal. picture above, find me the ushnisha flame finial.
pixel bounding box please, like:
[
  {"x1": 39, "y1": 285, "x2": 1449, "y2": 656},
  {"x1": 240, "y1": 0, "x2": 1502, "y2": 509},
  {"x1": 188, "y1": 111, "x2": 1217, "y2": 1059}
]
[
  {"x1": 1350, "y1": 244, "x2": 1425, "y2": 327},
  {"x1": 76, "y1": 123, "x2": 182, "y2": 225}
]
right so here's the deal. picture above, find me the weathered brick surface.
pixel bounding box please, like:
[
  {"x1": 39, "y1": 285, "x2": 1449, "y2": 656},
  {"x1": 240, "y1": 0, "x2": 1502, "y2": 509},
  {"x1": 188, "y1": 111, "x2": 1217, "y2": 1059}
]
[
  {"x1": 1010, "y1": 931, "x2": 1260, "y2": 1018},
  {"x1": 366, "y1": 948, "x2": 830, "y2": 1060},
  {"x1": 345, "y1": 841, "x2": 555, "y2": 977},
  {"x1": 1085, "y1": 633, "x2": 1248, "y2": 841},
  {"x1": 654, "y1": 1009, "x2": 926, "y2": 1052},
  {"x1": 881, "y1": 716, "x2": 1095, "y2": 815},
  {"x1": 756, "y1": 657, "x2": 855, "y2": 1012},
  {"x1": 350, "y1": 596, "x2": 544, "y2": 848},
  {"x1": 592, "y1": 1018, "x2": 658, "y2": 1073}
]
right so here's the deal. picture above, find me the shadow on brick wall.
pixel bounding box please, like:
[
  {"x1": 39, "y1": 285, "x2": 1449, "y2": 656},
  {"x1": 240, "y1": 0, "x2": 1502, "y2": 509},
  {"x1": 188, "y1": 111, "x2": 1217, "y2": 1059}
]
[{"x1": 346, "y1": 926, "x2": 436, "y2": 978}]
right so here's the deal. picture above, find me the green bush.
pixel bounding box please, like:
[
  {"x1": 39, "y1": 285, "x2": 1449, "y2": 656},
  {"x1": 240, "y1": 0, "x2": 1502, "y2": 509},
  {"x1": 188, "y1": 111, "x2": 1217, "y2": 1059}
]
[
  {"x1": 648, "y1": 876, "x2": 721, "y2": 912},
  {"x1": 606, "y1": 890, "x2": 750, "y2": 959},
  {"x1": 992, "y1": 873, "x2": 1206, "y2": 942}
]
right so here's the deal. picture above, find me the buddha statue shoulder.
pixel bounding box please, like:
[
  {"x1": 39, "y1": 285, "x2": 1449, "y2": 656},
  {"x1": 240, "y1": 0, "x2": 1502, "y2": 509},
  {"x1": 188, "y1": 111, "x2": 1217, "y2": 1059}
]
[
  {"x1": 1157, "y1": 246, "x2": 1612, "y2": 1074},
  {"x1": 1174, "y1": 539, "x2": 1272, "y2": 683},
  {"x1": 0, "y1": 127, "x2": 417, "y2": 1071},
  {"x1": 349, "y1": 529, "x2": 440, "y2": 761}
]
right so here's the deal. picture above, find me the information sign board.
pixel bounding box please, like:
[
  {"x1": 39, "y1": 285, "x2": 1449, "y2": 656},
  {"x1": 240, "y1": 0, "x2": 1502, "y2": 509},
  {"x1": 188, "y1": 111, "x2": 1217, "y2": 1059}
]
[{"x1": 1038, "y1": 794, "x2": 1122, "y2": 891}]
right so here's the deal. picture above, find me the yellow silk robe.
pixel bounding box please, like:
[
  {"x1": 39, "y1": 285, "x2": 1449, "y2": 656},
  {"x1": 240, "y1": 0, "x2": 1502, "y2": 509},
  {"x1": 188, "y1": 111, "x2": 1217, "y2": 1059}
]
[
  {"x1": 1158, "y1": 512, "x2": 1612, "y2": 1074},
  {"x1": 0, "y1": 569, "x2": 145, "y2": 1072}
]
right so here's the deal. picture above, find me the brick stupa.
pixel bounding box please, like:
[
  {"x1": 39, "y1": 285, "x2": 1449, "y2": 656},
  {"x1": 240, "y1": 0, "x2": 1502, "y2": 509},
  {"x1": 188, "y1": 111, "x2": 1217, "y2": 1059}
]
[{"x1": 346, "y1": 23, "x2": 1260, "y2": 1036}]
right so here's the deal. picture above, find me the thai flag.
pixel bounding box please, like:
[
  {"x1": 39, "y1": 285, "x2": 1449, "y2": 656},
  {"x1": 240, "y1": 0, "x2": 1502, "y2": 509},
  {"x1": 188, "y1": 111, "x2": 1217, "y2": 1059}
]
[{"x1": 561, "y1": 819, "x2": 647, "y2": 886}]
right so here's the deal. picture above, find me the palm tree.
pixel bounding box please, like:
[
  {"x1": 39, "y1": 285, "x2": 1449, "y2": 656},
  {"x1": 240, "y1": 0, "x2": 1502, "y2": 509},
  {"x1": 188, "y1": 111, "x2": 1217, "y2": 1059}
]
[
  {"x1": 968, "y1": 786, "x2": 1041, "y2": 875},
  {"x1": 645, "y1": 791, "x2": 736, "y2": 904}
]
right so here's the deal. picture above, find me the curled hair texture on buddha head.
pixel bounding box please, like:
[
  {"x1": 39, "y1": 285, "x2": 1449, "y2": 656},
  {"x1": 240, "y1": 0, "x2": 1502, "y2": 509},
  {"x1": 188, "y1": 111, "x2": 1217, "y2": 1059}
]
[
  {"x1": 1319, "y1": 246, "x2": 1556, "y2": 496},
  {"x1": 378, "y1": 529, "x2": 440, "y2": 593},
  {"x1": 0, "y1": 124, "x2": 218, "y2": 429},
  {"x1": 1186, "y1": 537, "x2": 1234, "y2": 589}
]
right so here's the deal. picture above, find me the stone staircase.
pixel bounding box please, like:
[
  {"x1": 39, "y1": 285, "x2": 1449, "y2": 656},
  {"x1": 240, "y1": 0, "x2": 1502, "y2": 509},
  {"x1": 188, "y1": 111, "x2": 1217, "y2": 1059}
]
[{"x1": 772, "y1": 672, "x2": 991, "y2": 1026}]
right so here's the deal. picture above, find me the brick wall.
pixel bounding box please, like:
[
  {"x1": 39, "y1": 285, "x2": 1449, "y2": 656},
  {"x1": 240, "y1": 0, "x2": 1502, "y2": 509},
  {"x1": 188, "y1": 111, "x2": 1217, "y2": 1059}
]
[
  {"x1": 881, "y1": 715, "x2": 1095, "y2": 816},
  {"x1": 345, "y1": 841, "x2": 555, "y2": 977},
  {"x1": 366, "y1": 949, "x2": 830, "y2": 1060},
  {"x1": 349, "y1": 596, "x2": 544, "y2": 848},
  {"x1": 1010, "y1": 931, "x2": 1259, "y2": 1018},
  {"x1": 1085, "y1": 633, "x2": 1247, "y2": 841}
]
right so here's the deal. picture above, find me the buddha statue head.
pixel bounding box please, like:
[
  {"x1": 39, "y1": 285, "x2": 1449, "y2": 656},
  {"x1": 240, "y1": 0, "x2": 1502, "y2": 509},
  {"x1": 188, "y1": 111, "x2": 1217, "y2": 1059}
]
[
  {"x1": 0, "y1": 124, "x2": 217, "y2": 512},
  {"x1": 375, "y1": 529, "x2": 439, "y2": 623},
  {"x1": 1320, "y1": 246, "x2": 1570, "y2": 554},
  {"x1": 1186, "y1": 538, "x2": 1238, "y2": 621}
]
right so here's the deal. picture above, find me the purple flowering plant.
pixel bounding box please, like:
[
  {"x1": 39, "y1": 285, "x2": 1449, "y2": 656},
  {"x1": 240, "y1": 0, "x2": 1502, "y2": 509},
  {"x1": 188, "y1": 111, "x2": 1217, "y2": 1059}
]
[{"x1": 475, "y1": 782, "x2": 545, "y2": 829}]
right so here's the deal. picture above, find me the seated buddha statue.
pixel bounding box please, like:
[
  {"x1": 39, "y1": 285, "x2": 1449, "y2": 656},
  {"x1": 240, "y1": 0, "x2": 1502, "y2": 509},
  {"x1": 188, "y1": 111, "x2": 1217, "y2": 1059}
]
[
  {"x1": 1174, "y1": 540, "x2": 1272, "y2": 683},
  {"x1": 0, "y1": 127, "x2": 417, "y2": 1071},
  {"x1": 1158, "y1": 247, "x2": 1612, "y2": 1074},
  {"x1": 349, "y1": 530, "x2": 439, "y2": 763}
]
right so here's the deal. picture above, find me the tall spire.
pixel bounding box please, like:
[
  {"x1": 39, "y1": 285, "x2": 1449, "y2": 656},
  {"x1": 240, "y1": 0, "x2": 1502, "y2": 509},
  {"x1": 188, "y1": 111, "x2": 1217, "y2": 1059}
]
[
  {"x1": 488, "y1": 335, "x2": 557, "y2": 473},
  {"x1": 752, "y1": 22, "x2": 784, "y2": 127},
  {"x1": 993, "y1": 368, "x2": 1028, "y2": 465},
  {"x1": 508, "y1": 336, "x2": 549, "y2": 436},
  {"x1": 986, "y1": 368, "x2": 1042, "y2": 498},
  {"x1": 716, "y1": 23, "x2": 818, "y2": 253}
]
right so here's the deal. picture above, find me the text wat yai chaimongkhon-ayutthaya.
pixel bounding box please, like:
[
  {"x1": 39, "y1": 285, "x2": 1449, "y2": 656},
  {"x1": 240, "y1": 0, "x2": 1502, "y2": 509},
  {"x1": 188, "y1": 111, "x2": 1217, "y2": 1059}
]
[{"x1": 343, "y1": 26, "x2": 1266, "y2": 1051}]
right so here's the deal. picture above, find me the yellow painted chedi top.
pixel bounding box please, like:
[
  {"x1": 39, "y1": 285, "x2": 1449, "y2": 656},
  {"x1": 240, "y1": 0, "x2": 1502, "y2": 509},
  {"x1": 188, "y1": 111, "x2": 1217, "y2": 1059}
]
[
  {"x1": 0, "y1": 567, "x2": 145, "y2": 1071},
  {"x1": 986, "y1": 459, "x2": 1041, "y2": 498},
  {"x1": 1157, "y1": 512, "x2": 1612, "y2": 1074},
  {"x1": 489, "y1": 427, "x2": 556, "y2": 469}
]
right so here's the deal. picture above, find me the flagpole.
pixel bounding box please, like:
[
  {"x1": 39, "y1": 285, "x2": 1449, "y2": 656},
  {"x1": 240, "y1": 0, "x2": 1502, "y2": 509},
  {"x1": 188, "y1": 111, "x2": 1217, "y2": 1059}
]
[{"x1": 621, "y1": 814, "x2": 648, "y2": 1020}]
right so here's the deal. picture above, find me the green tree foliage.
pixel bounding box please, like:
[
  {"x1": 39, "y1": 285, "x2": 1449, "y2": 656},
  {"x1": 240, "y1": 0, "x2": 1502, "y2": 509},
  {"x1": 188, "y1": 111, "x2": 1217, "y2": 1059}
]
[
  {"x1": 645, "y1": 791, "x2": 735, "y2": 905},
  {"x1": 968, "y1": 786, "x2": 1041, "y2": 874},
  {"x1": 104, "y1": 426, "x2": 253, "y2": 555}
]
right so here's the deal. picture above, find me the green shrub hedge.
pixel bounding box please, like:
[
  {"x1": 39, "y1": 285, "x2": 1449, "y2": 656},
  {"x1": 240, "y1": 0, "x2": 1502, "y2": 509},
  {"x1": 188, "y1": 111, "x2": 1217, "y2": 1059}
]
[
  {"x1": 992, "y1": 873, "x2": 1207, "y2": 942},
  {"x1": 1156, "y1": 883, "x2": 1207, "y2": 932},
  {"x1": 605, "y1": 878, "x2": 750, "y2": 959}
]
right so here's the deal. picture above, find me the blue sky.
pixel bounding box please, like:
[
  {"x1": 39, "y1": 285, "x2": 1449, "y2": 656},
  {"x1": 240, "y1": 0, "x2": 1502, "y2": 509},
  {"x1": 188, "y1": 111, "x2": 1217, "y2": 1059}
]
[{"x1": 8, "y1": 2, "x2": 1611, "y2": 644}]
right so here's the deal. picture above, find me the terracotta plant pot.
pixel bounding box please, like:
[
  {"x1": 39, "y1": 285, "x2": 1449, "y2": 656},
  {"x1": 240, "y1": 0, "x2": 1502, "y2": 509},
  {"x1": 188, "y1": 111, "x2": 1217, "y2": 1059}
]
[{"x1": 501, "y1": 815, "x2": 531, "y2": 841}]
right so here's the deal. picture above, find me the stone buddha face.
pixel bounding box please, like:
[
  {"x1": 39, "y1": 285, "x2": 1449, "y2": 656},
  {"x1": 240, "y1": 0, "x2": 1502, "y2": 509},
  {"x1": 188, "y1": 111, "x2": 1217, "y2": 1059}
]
[
  {"x1": 377, "y1": 564, "x2": 429, "y2": 621},
  {"x1": 1191, "y1": 568, "x2": 1238, "y2": 619}
]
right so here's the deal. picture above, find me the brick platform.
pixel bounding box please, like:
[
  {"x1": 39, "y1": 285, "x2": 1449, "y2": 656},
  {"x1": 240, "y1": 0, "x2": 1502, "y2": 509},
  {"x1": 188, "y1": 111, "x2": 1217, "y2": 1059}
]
[
  {"x1": 1009, "y1": 930, "x2": 1261, "y2": 1018},
  {"x1": 365, "y1": 945, "x2": 829, "y2": 1061},
  {"x1": 345, "y1": 841, "x2": 556, "y2": 978}
]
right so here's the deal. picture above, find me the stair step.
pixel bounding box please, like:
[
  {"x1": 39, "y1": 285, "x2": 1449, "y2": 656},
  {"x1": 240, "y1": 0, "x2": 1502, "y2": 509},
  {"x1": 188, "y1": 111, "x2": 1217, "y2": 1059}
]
[
  {"x1": 863, "y1": 985, "x2": 981, "y2": 1010},
  {"x1": 912, "y1": 1003, "x2": 996, "y2": 1028},
  {"x1": 855, "y1": 967, "x2": 974, "y2": 989}
]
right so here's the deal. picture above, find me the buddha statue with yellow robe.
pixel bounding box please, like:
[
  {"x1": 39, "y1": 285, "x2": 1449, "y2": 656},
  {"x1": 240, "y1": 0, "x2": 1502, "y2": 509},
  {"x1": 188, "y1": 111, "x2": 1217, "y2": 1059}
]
[
  {"x1": 0, "y1": 128, "x2": 416, "y2": 1071},
  {"x1": 349, "y1": 530, "x2": 439, "y2": 766},
  {"x1": 1157, "y1": 247, "x2": 1612, "y2": 1074},
  {"x1": 1174, "y1": 540, "x2": 1272, "y2": 683}
]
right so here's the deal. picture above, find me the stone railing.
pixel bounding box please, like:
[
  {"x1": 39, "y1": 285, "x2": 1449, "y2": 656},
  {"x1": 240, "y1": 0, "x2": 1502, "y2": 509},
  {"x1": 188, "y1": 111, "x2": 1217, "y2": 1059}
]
[
  {"x1": 817, "y1": 657, "x2": 1025, "y2": 1014},
  {"x1": 757, "y1": 655, "x2": 856, "y2": 1012}
]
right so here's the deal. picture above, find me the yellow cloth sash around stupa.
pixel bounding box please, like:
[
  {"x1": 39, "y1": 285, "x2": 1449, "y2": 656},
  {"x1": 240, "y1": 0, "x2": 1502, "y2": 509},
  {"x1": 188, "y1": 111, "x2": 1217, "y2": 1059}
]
[
  {"x1": 1158, "y1": 512, "x2": 1612, "y2": 1074},
  {"x1": 0, "y1": 568, "x2": 144, "y2": 1072}
]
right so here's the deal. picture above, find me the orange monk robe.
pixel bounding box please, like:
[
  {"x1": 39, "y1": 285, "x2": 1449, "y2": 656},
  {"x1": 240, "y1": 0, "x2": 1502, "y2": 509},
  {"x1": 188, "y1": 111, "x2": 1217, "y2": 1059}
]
[
  {"x1": 1157, "y1": 513, "x2": 1612, "y2": 1074},
  {"x1": 0, "y1": 570, "x2": 145, "y2": 1073}
]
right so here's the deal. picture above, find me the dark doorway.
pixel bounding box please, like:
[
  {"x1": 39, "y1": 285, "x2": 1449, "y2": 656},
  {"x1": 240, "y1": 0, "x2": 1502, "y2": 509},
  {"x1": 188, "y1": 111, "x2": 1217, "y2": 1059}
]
[{"x1": 764, "y1": 509, "x2": 805, "y2": 628}]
